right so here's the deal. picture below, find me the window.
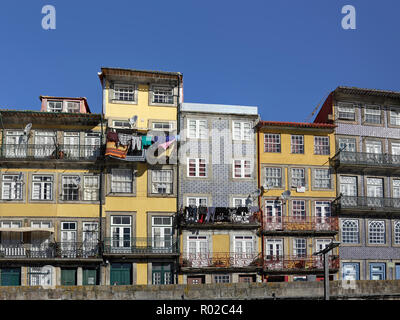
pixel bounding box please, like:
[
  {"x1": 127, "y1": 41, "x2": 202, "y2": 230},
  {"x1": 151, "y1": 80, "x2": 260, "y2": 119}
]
[
  {"x1": 292, "y1": 200, "x2": 306, "y2": 219},
  {"x1": 265, "y1": 200, "x2": 282, "y2": 218},
  {"x1": 315, "y1": 201, "x2": 331, "y2": 216},
  {"x1": 233, "y1": 121, "x2": 252, "y2": 141},
  {"x1": 368, "y1": 220, "x2": 385, "y2": 244},
  {"x1": 233, "y1": 160, "x2": 251, "y2": 178},
  {"x1": 394, "y1": 221, "x2": 400, "y2": 245},
  {"x1": 264, "y1": 134, "x2": 281, "y2": 153},
  {"x1": 152, "y1": 122, "x2": 173, "y2": 131},
  {"x1": 365, "y1": 140, "x2": 382, "y2": 154},
  {"x1": 1, "y1": 175, "x2": 23, "y2": 200},
  {"x1": 337, "y1": 103, "x2": 355, "y2": 121},
  {"x1": 61, "y1": 222, "x2": 77, "y2": 258},
  {"x1": 338, "y1": 138, "x2": 356, "y2": 152},
  {"x1": 187, "y1": 119, "x2": 207, "y2": 139},
  {"x1": 83, "y1": 176, "x2": 99, "y2": 201},
  {"x1": 367, "y1": 178, "x2": 383, "y2": 198},
  {"x1": 314, "y1": 169, "x2": 331, "y2": 189},
  {"x1": 187, "y1": 158, "x2": 207, "y2": 177},
  {"x1": 62, "y1": 176, "x2": 80, "y2": 201},
  {"x1": 291, "y1": 135, "x2": 304, "y2": 154},
  {"x1": 111, "y1": 169, "x2": 133, "y2": 193},
  {"x1": 293, "y1": 238, "x2": 306, "y2": 257},
  {"x1": 341, "y1": 220, "x2": 359, "y2": 243},
  {"x1": 187, "y1": 235, "x2": 208, "y2": 267},
  {"x1": 63, "y1": 132, "x2": 79, "y2": 159},
  {"x1": 111, "y1": 216, "x2": 132, "y2": 251},
  {"x1": 67, "y1": 101, "x2": 80, "y2": 113},
  {"x1": 390, "y1": 108, "x2": 400, "y2": 126},
  {"x1": 393, "y1": 180, "x2": 400, "y2": 198},
  {"x1": 291, "y1": 168, "x2": 305, "y2": 187},
  {"x1": 32, "y1": 175, "x2": 53, "y2": 200},
  {"x1": 340, "y1": 176, "x2": 357, "y2": 196},
  {"x1": 152, "y1": 217, "x2": 172, "y2": 251},
  {"x1": 113, "y1": 84, "x2": 135, "y2": 101},
  {"x1": 152, "y1": 87, "x2": 173, "y2": 104},
  {"x1": 5, "y1": 131, "x2": 26, "y2": 158},
  {"x1": 265, "y1": 167, "x2": 282, "y2": 188},
  {"x1": 392, "y1": 143, "x2": 400, "y2": 156},
  {"x1": 85, "y1": 132, "x2": 101, "y2": 158},
  {"x1": 29, "y1": 266, "x2": 53, "y2": 286},
  {"x1": 214, "y1": 275, "x2": 230, "y2": 283},
  {"x1": 34, "y1": 131, "x2": 56, "y2": 158},
  {"x1": 47, "y1": 101, "x2": 63, "y2": 112},
  {"x1": 314, "y1": 136, "x2": 330, "y2": 155},
  {"x1": 151, "y1": 170, "x2": 173, "y2": 194},
  {"x1": 233, "y1": 198, "x2": 247, "y2": 207},
  {"x1": 187, "y1": 197, "x2": 207, "y2": 207},
  {"x1": 112, "y1": 120, "x2": 131, "y2": 129},
  {"x1": 364, "y1": 106, "x2": 381, "y2": 124}
]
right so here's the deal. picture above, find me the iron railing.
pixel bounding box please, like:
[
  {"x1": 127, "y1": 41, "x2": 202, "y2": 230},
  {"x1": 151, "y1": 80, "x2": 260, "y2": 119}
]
[
  {"x1": 179, "y1": 252, "x2": 262, "y2": 268},
  {"x1": 263, "y1": 255, "x2": 340, "y2": 271},
  {"x1": 103, "y1": 237, "x2": 178, "y2": 254},
  {"x1": 263, "y1": 216, "x2": 338, "y2": 232},
  {"x1": 0, "y1": 144, "x2": 104, "y2": 161},
  {"x1": 331, "y1": 151, "x2": 400, "y2": 168},
  {"x1": 334, "y1": 196, "x2": 400, "y2": 211},
  {"x1": 180, "y1": 210, "x2": 261, "y2": 225},
  {"x1": 0, "y1": 241, "x2": 100, "y2": 259}
]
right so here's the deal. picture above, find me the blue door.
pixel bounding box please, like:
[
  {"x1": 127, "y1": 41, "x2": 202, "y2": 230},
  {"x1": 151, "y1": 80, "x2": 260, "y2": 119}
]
[
  {"x1": 342, "y1": 263, "x2": 359, "y2": 280},
  {"x1": 370, "y1": 263, "x2": 385, "y2": 280},
  {"x1": 396, "y1": 264, "x2": 400, "y2": 280}
]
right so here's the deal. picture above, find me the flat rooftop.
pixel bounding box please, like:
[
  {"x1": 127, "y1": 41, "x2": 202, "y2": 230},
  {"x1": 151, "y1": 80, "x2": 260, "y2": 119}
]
[{"x1": 182, "y1": 102, "x2": 258, "y2": 115}]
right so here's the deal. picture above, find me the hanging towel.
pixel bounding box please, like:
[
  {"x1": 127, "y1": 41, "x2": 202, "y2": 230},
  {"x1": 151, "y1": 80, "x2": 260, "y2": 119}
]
[
  {"x1": 159, "y1": 139, "x2": 175, "y2": 150},
  {"x1": 206, "y1": 207, "x2": 216, "y2": 222},
  {"x1": 118, "y1": 133, "x2": 132, "y2": 146},
  {"x1": 107, "y1": 131, "x2": 119, "y2": 144},
  {"x1": 142, "y1": 135, "x2": 152, "y2": 146}
]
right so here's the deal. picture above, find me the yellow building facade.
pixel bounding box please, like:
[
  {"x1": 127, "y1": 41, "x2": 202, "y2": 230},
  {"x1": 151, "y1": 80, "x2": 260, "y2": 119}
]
[{"x1": 258, "y1": 121, "x2": 339, "y2": 282}]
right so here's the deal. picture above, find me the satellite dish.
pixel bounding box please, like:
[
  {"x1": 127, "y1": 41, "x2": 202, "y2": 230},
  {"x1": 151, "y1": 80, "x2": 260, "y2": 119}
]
[
  {"x1": 74, "y1": 177, "x2": 81, "y2": 186},
  {"x1": 281, "y1": 190, "x2": 291, "y2": 200},
  {"x1": 24, "y1": 123, "x2": 32, "y2": 135},
  {"x1": 18, "y1": 172, "x2": 23, "y2": 181},
  {"x1": 129, "y1": 115, "x2": 138, "y2": 127}
]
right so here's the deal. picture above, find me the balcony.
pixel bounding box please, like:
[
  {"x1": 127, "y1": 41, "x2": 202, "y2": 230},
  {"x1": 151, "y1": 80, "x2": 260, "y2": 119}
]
[
  {"x1": 331, "y1": 151, "x2": 400, "y2": 172},
  {"x1": 263, "y1": 216, "x2": 338, "y2": 234},
  {"x1": 263, "y1": 255, "x2": 340, "y2": 274},
  {"x1": 180, "y1": 207, "x2": 261, "y2": 229},
  {"x1": 0, "y1": 241, "x2": 101, "y2": 260},
  {"x1": 103, "y1": 237, "x2": 179, "y2": 257},
  {"x1": 179, "y1": 252, "x2": 262, "y2": 271},
  {"x1": 0, "y1": 144, "x2": 104, "y2": 162},
  {"x1": 333, "y1": 196, "x2": 400, "y2": 215}
]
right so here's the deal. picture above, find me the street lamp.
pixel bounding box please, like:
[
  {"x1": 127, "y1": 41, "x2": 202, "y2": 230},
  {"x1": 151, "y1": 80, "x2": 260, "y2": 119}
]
[{"x1": 313, "y1": 241, "x2": 340, "y2": 300}]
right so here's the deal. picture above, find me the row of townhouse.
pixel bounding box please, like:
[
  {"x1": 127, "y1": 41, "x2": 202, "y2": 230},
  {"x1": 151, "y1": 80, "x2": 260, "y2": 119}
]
[{"x1": 0, "y1": 67, "x2": 398, "y2": 286}]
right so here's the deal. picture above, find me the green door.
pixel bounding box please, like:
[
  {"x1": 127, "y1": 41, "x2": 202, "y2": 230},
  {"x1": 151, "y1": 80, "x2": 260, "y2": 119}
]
[
  {"x1": 61, "y1": 268, "x2": 77, "y2": 286},
  {"x1": 110, "y1": 263, "x2": 131, "y2": 285},
  {"x1": 0, "y1": 268, "x2": 21, "y2": 286},
  {"x1": 152, "y1": 263, "x2": 172, "y2": 285},
  {"x1": 83, "y1": 268, "x2": 98, "y2": 285}
]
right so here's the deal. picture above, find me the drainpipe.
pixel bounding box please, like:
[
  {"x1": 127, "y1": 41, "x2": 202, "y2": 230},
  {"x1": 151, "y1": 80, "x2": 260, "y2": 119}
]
[
  {"x1": 99, "y1": 78, "x2": 105, "y2": 265},
  {"x1": 175, "y1": 75, "x2": 182, "y2": 285},
  {"x1": 257, "y1": 122, "x2": 265, "y2": 282}
]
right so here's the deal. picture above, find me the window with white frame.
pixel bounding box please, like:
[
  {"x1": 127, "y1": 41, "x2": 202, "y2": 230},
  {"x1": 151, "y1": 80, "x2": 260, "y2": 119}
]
[
  {"x1": 364, "y1": 106, "x2": 381, "y2": 124},
  {"x1": 187, "y1": 119, "x2": 207, "y2": 139},
  {"x1": 265, "y1": 167, "x2": 282, "y2": 188},
  {"x1": 337, "y1": 103, "x2": 355, "y2": 121},
  {"x1": 233, "y1": 198, "x2": 247, "y2": 207},
  {"x1": 338, "y1": 138, "x2": 356, "y2": 152},
  {"x1": 83, "y1": 176, "x2": 100, "y2": 201},
  {"x1": 314, "y1": 169, "x2": 331, "y2": 189},
  {"x1": 187, "y1": 197, "x2": 207, "y2": 207},
  {"x1": 393, "y1": 180, "x2": 400, "y2": 198},
  {"x1": 394, "y1": 221, "x2": 400, "y2": 245},
  {"x1": 214, "y1": 275, "x2": 230, "y2": 283},
  {"x1": 292, "y1": 200, "x2": 306, "y2": 219},
  {"x1": 187, "y1": 158, "x2": 207, "y2": 177},
  {"x1": 152, "y1": 87, "x2": 174, "y2": 104},
  {"x1": 390, "y1": 108, "x2": 400, "y2": 126},
  {"x1": 47, "y1": 101, "x2": 63, "y2": 112},
  {"x1": 233, "y1": 121, "x2": 252, "y2": 141},
  {"x1": 340, "y1": 176, "x2": 357, "y2": 196},
  {"x1": 368, "y1": 220, "x2": 385, "y2": 244},
  {"x1": 293, "y1": 238, "x2": 306, "y2": 257},
  {"x1": 62, "y1": 176, "x2": 80, "y2": 201},
  {"x1": 233, "y1": 160, "x2": 251, "y2": 178},
  {"x1": 5, "y1": 131, "x2": 26, "y2": 158},
  {"x1": 392, "y1": 143, "x2": 400, "y2": 156},
  {"x1": 85, "y1": 132, "x2": 101, "y2": 158},
  {"x1": 234, "y1": 236, "x2": 254, "y2": 256},
  {"x1": 367, "y1": 178, "x2": 383, "y2": 198},
  {"x1": 151, "y1": 170, "x2": 173, "y2": 194},
  {"x1": 291, "y1": 135, "x2": 304, "y2": 154},
  {"x1": 111, "y1": 216, "x2": 131, "y2": 250},
  {"x1": 67, "y1": 101, "x2": 80, "y2": 113},
  {"x1": 291, "y1": 168, "x2": 305, "y2": 187},
  {"x1": 264, "y1": 200, "x2": 282, "y2": 218},
  {"x1": 341, "y1": 219, "x2": 359, "y2": 243},
  {"x1": 111, "y1": 169, "x2": 133, "y2": 193},
  {"x1": 113, "y1": 84, "x2": 135, "y2": 101},
  {"x1": 365, "y1": 140, "x2": 382, "y2": 154},
  {"x1": 1, "y1": 175, "x2": 23, "y2": 200},
  {"x1": 34, "y1": 131, "x2": 56, "y2": 158},
  {"x1": 315, "y1": 201, "x2": 331, "y2": 218},
  {"x1": 264, "y1": 134, "x2": 281, "y2": 153},
  {"x1": 152, "y1": 122, "x2": 173, "y2": 131},
  {"x1": 112, "y1": 120, "x2": 131, "y2": 129},
  {"x1": 314, "y1": 136, "x2": 330, "y2": 155},
  {"x1": 152, "y1": 216, "x2": 172, "y2": 249},
  {"x1": 32, "y1": 175, "x2": 53, "y2": 200}
]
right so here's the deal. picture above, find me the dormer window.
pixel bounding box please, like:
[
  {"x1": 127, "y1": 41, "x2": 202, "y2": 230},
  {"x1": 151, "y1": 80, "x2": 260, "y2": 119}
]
[
  {"x1": 47, "y1": 101, "x2": 63, "y2": 112},
  {"x1": 67, "y1": 101, "x2": 80, "y2": 113}
]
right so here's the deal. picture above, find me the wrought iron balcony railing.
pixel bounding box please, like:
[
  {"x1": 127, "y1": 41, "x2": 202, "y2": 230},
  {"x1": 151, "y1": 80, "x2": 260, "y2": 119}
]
[
  {"x1": 263, "y1": 216, "x2": 338, "y2": 232},
  {"x1": 333, "y1": 196, "x2": 400, "y2": 211},
  {"x1": 180, "y1": 252, "x2": 262, "y2": 268},
  {"x1": 0, "y1": 144, "x2": 104, "y2": 161},
  {"x1": 103, "y1": 237, "x2": 178, "y2": 254},
  {"x1": 0, "y1": 241, "x2": 100, "y2": 259},
  {"x1": 180, "y1": 210, "x2": 261, "y2": 226},
  {"x1": 331, "y1": 151, "x2": 400, "y2": 168},
  {"x1": 263, "y1": 255, "x2": 340, "y2": 271}
]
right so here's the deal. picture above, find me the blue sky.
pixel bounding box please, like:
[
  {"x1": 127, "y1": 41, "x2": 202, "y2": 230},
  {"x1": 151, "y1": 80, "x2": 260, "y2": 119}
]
[{"x1": 0, "y1": 0, "x2": 399, "y2": 122}]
